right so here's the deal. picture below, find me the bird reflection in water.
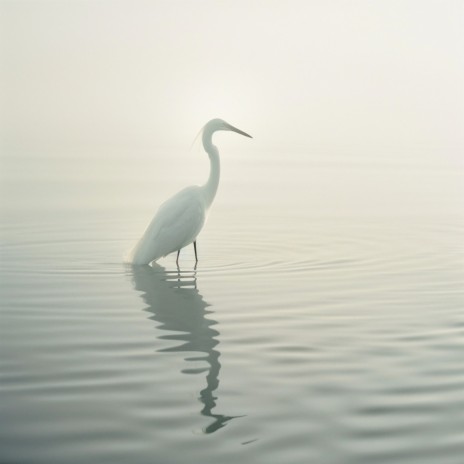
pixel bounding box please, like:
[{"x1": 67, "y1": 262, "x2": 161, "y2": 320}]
[{"x1": 130, "y1": 263, "x2": 239, "y2": 434}]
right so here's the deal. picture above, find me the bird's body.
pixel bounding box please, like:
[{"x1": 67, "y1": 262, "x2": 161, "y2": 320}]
[
  {"x1": 128, "y1": 119, "x2": 252, "y2": 265},
  {"x1": 130, "y1": 186, "x2": 206, "y2": 264}
]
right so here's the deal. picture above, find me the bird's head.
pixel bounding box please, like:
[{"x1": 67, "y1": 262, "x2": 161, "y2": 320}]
[{"x1": 205, "y1": 118, "x2": 252, "y2": 138}]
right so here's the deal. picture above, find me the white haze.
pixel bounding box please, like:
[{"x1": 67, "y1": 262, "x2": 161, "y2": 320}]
[{"x1": 1, "y1": 0, "x2": 463, "y2": 166}]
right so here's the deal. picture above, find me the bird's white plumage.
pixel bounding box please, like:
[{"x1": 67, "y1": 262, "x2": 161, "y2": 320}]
[
  {"x1": 129, "y1": 186, "x2": 206, "y2": 264},
  {"x1": 127, "y1": 118, "x2": 252, "y2": 265}
]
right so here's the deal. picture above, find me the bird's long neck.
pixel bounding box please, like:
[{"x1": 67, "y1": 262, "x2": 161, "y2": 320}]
[{"x1": 201, "y1": 130, "x2": 220, "y2": 209}]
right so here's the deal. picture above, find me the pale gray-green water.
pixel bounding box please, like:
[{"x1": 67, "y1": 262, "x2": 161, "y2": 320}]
[{"x1": 1, "y1": 151, "x2": 463, "y2": 464}]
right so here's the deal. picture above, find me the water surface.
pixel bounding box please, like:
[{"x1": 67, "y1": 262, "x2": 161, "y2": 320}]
[{"x1": 1, "y1": 151, "x2": 463, "y2": 463}]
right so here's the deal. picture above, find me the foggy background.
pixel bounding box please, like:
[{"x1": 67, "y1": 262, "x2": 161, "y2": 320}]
[
  {"x1": 1, "y1": 0, "x2": 463, "y2": 164},
  {"x1": 2, "y1": 4, "x2": 464, "y2": 463}
]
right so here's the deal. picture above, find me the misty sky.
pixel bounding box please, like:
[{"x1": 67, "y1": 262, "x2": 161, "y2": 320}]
[{"x1": 1, "y1": 0, "x2": 463, "y2": 162}]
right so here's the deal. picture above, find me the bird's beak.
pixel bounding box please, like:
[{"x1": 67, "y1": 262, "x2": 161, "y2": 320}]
[{"x1": 225, "y1": 123, "x2": 253, "y2": 138}]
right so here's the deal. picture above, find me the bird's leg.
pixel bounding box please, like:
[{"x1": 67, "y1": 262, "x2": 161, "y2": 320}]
[
  {"x1": 176, "y1": 249, "x2": 180, "y2": 266},
  {"x1": 193, "y1": 241, "x2": 198, "y2": 263}
]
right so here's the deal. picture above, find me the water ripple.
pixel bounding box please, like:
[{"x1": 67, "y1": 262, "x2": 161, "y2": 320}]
[{"x1": 1, "y1": 217, "x2": 463, "y2": 464}]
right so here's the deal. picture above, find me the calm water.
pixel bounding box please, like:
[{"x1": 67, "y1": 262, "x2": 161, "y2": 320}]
[{"x1": 1, "y1": 150, "x2": 463, "y2": 464}]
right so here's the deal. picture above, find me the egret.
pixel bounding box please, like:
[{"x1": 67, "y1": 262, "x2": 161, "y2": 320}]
[{"x1": 128, "y1": 118, "x2": 252, "y2": 265}]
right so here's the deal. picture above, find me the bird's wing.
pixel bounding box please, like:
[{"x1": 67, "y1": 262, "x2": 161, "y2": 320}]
[
  {"x1": 130, "y1": 187, "x2": 206, "y2": 263},
  {"x1": 154, "y1": 188, "x2": 206, "y2": 256}
]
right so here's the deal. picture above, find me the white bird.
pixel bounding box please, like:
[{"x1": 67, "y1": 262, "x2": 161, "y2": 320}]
[{"x1": 128, "y1": 118, "x2": 252, "y2": 265}]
